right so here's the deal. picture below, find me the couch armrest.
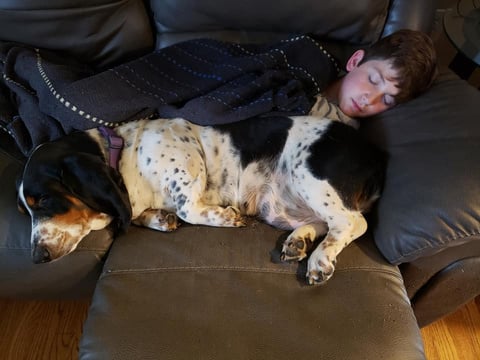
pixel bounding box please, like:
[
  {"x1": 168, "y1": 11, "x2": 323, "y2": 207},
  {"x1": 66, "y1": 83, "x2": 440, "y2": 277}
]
[
  {"x1": 401, "y1": 240, "x2": 480, "y2": 327},
  {"x1": 0, "y1": 150, "x2": 113, "y2": 299},
  {"x1": 0, "y1": 130, "x2": 25, "y2": 163}
]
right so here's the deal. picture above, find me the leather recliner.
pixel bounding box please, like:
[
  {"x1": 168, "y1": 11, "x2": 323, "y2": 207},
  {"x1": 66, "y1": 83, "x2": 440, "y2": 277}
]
[{"x1": 1, "y1": 1, "x2": 479, "y2": 359}]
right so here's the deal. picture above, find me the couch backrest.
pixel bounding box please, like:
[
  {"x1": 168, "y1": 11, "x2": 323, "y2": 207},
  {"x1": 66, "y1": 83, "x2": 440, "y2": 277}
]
[
  {"x1": 0, "y1": 0, "x2": 435, "y2": 68},
  {"x1": 0, "y1": 0, "x2": 154, "y2": 68},
  {"x1": 151, "y1": 0, "x2": 389, "y2": 48}
]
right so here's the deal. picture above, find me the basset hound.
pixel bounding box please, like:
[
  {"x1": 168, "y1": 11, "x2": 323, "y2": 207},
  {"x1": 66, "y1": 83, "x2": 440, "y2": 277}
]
[{"x1": 17, "y1": 115, "x2": 385, "y2": 285}]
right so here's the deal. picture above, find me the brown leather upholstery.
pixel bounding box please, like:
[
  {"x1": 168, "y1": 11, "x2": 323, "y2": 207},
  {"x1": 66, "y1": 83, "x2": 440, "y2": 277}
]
[{"x1": 79, "y1": 225, "x2": 425, "y2": 359}]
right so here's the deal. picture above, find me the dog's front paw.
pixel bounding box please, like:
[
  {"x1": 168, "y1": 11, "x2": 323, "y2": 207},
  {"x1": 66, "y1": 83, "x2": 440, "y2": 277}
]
[
  {"x1": 134, "y1": 209, "x2": 179, "y2": 232},
  {"x1": 162, "y1": 212, "x2": 180, "y2": 231},
  {"x1": 280, "y1": 233, "x2": 312, "y2": 262},
  {"x1": 306, "y1": 251, "x2": 337, "y2": 285}
]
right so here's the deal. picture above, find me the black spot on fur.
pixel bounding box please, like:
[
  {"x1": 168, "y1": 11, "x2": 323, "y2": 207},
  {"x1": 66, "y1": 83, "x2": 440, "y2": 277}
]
[
  {"x1": 306, "y1": 122, "x2": 386, "y2": 211},
  {"x1": 177, "y1": 194, "x2": 187, "y2": 208},
  {"x1": 221, "y1": 169, "x2": 228, "y2": 187},
  {"x1": 213, "y1": 116, "x2": 292, "y2": 168}
]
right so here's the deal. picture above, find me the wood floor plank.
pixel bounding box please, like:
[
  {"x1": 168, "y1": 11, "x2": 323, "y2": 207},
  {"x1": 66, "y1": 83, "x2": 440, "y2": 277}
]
[
  {"x1": 421, "y1": 298, "x2": 480, "y2": 360},
  {"x1": 0, "y1": 299, "x2": 90, "y2": 360}
]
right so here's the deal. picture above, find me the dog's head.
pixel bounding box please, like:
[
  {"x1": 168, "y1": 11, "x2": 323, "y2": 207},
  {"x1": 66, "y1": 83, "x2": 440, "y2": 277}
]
[{"x1": 17, "y1": 133, "x2": 132, "y2": 263}]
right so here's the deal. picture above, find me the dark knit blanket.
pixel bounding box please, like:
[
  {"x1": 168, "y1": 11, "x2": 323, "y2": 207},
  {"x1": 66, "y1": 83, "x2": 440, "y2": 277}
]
[{"x1": 0, "y1": 35, "x2": 340, "y2": 155}]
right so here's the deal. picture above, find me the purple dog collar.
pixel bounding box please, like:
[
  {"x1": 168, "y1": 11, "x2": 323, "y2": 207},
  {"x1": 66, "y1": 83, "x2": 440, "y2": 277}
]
[{"x1": 98, "y1": 126, "x2": 124, "y2": 170}]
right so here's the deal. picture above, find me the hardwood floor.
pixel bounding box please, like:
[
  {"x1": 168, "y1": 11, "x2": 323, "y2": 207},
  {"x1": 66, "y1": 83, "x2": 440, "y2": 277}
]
[
  {"x1": 0, "y1": 297, "x2": 479, "y2": 359},
  {"x1": 421, "y1": 297, "x2": 480, "y2": 360},
  {"x1": 0, "y1": 299, "x2": 90, "y2": 360}
]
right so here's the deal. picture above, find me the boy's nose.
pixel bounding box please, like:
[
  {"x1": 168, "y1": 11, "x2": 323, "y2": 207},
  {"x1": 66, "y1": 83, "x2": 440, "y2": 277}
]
[
  {"x1": 360, "y1": 93, "x2": 371, "y2": 106},
  {"x1": 362, "y1": 92, "x2": 381, "y2": 106}
]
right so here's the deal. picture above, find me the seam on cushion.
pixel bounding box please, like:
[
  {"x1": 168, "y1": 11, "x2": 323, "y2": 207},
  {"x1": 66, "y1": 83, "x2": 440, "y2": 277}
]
[
  {"x1": 100, "y1": 265, "x2": 401, "y2": 280},
  {"x1": 391, "y1": 230, "x2": 480, "y2": 264}
]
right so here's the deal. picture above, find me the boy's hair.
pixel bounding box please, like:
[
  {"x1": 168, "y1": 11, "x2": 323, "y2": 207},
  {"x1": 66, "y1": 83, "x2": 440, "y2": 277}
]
[{"x1": 360, "y1": 29, "x2": 438, "y2": 104}]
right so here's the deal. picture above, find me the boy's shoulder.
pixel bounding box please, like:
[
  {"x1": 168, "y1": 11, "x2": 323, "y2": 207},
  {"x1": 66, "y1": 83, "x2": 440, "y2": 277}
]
[{"x1": 309, "y1": 95, "x2": 359, "y2": 129}]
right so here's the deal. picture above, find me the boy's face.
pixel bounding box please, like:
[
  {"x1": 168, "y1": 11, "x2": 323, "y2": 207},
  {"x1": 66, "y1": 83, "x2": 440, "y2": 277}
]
[{"x1": 337, "y1": 50, "x2": 400, "y2": 118}]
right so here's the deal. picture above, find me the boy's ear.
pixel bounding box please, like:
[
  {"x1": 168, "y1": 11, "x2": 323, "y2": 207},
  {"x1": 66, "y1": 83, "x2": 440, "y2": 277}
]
[{"x1": 346, "y1": 50, "x2": 365, "y2": 72}]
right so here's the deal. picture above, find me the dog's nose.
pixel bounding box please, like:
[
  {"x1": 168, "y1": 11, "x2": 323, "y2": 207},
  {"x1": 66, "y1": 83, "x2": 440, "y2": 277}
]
[{"x1": 32, "y1": 244, "x2": 51, "y2": 263}]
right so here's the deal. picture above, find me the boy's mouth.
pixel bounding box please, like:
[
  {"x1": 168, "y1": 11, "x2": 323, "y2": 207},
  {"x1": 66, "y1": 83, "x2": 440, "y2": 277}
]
[{"x1": 352, "y1": 99, "x2": 362, "y2": 113}]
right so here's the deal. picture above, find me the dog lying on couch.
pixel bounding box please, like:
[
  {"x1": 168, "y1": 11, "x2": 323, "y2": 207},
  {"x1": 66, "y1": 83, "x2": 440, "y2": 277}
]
[{"x1": 17, "y1": 114, "x2": 385, "y2": 285}]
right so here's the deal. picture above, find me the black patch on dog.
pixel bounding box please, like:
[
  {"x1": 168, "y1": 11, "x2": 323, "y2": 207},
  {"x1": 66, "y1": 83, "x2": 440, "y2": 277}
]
[
  {"x1": 306, "y1": 122, "x2": 386, "y2": 211},
  {"x1": 19, "y1": 132, "x2": 103, "y2": 219},
  {"x1": 214, "y1": 116, "x2": 293, "y2": 168},
  {"x1": 21, "y1": 131, "x2": 132, "y2": 232}
]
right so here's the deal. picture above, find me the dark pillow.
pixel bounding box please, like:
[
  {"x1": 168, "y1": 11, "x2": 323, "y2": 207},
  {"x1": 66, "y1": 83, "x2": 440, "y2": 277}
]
[
  {"x1": 361, "y1": 71, "x2": 480, "y2": 265},
  {"x1": 0, "y1": 0, "x2": 154, "y2": 68}
]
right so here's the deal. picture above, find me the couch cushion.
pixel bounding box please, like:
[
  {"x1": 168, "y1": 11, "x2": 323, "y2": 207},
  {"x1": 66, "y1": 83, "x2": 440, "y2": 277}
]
[
  {"x1": 79, "y1": 225, "x2": 425, "y2": 359},
  {"x1": 361, "y1": 71, "x2": 480, "y2": 265},
  {"x1": 0, "y1": 0, "x2": 154, "y2": 68}
]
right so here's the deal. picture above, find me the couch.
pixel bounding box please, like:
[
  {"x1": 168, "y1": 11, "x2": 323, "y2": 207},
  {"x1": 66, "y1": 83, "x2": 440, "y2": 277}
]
[{"x1": 1, "y1": 0, "x2": 479, "y2": 359}]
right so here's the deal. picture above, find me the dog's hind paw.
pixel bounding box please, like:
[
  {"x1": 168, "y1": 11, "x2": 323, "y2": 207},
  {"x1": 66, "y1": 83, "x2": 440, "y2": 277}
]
[
  {"x1": 280, "y1": 232, "x2": 313, "y2": 262},
  {"x1": 225, "y1": 206, "x2": 247, "y2": 227}
]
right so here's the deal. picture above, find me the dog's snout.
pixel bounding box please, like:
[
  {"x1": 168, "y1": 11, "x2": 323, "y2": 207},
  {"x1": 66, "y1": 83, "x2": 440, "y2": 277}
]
[{"x1": 32, "y1": 243, "x2": 51, "y2": 263}]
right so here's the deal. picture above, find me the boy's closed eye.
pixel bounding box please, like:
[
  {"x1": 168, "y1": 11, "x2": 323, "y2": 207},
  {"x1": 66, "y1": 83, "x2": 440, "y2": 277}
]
[
  {"x1": 369, "y1": 70, "x2": 397, "y2": 106},
  {"x1": 383, "y1": 94, "x2": 395, "y2": 107},
  {"x1": 368, "y1": 72, "x2": 381, "y2": 85}
]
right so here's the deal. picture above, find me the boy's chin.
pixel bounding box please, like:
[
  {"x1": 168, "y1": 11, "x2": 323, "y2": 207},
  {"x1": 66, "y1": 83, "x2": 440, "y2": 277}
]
[
  {"x1": 339, "y1": 105, "x2": 360, "y2": 118},
  {"x1": 340, "y1": 105, "x2": 383, "y2": 118}
]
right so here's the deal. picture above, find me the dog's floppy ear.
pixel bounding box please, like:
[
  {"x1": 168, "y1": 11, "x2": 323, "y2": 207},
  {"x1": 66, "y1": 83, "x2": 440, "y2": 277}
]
[
  {"x1": 15, "y1": 176, "x2": 27, "y2": 214},
  {"x1": 60, "y1": 153, "x2": 132, "y2": 233}
]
